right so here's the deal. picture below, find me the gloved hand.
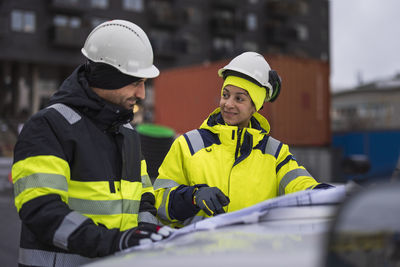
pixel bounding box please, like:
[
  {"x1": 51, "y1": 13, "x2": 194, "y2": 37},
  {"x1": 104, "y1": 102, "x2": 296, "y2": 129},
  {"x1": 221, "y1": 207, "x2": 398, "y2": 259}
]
[
  {"x1": 118, "y1": 222, "x2": 175, "y2": 251},
  {"x1": 193, "y1": 186, "x2": 230, "y2": 216}
]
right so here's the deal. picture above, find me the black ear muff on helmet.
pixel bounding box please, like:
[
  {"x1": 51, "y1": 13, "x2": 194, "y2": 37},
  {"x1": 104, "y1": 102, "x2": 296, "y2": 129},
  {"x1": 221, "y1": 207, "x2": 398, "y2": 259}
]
[{"x1": 267, "y1": 70, "x2": 281, "y2": 102}]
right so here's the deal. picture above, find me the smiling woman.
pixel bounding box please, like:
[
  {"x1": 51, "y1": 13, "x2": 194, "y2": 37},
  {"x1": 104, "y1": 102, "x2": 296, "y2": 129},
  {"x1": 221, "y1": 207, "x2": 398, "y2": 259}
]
[{"x1": 153, "y1": 52, "x2": 333, "y2": 229}]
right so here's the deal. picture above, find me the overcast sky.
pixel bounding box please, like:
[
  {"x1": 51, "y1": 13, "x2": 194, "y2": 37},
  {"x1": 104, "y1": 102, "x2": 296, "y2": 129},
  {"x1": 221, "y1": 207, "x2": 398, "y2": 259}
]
[{"x1": 330, "y1": 0, "x2": 400, "y2": 91}]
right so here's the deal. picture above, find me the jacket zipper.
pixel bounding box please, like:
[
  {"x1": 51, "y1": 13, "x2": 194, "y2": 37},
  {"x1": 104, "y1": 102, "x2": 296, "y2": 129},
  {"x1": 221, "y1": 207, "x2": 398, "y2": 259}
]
[
  {"x1": 234, "y1": 128, "x2": 242, "y2": 160},
  {"x1": 227, "y1": 128, "x2": 242, "y2": 212}
]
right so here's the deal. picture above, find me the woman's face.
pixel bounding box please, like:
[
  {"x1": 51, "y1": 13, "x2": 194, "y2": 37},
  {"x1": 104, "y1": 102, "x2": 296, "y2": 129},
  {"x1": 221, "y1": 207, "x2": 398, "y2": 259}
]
[{"x1": 219, "y1": 85, "x2": 256, "y2": 128}]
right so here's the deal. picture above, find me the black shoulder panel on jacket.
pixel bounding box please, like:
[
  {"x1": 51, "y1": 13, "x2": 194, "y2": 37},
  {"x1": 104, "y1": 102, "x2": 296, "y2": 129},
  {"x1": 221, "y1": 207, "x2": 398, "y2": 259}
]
[
  {"x1": 13, "y1": 107, "x2": 73, "y2": 163},
  {"x1": 183, "y1": 129, "x2": 221, "y2": 155}
]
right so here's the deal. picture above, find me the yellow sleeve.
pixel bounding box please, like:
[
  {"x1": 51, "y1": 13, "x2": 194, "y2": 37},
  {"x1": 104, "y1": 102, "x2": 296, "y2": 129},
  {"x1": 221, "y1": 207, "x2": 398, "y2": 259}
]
[
  {"x1": 276, "y1": 144, "x2": 319, "y2": 195},
  {"x1": 153, "y1": 135, "x2": 191, "y2": 224}
]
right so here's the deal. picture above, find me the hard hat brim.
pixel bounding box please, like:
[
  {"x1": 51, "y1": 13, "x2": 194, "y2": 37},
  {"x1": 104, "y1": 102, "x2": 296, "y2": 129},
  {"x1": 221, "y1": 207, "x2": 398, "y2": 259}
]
[
  {"x1": 132, "y1": 65, "x2": 160, "y2": 79},
  {"x1": 82, "y1": 48, "x2": 160, "y2": 78}
]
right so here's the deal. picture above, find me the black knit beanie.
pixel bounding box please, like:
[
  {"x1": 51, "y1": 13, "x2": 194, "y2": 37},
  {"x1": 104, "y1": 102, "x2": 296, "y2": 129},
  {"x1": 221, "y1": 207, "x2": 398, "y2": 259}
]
[{"x1": 84, "y1": 60, "x2": 142, "y2": 90}]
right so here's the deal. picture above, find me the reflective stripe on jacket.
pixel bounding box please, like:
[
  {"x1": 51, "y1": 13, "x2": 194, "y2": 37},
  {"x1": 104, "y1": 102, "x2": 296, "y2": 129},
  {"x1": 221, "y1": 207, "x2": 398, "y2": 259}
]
[
  {"x1": 12, "y1": 67, "x2": 158, "y2": 266},
  {"x1": 154, "y1": 108, "x2": 320, "y2": 226}
]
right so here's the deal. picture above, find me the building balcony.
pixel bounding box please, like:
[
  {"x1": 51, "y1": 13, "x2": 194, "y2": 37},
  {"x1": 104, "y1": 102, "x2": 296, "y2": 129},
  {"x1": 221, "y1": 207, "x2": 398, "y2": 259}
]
[
  {"x1": 147, "y1": 9, "x2": 184, "y2": 30},
  {"x1": 210, "y1": 47, "x2": 236, "y2": 61},
  {"x1": 49, "y1": 26, "x2": 87, "y2": 48},
  {"x1": 264, "y1": 22, "x2": 299, "y2": 45},
  {"x1": 147, "y1": 0, "x2": 185, "y2": 30},
  {"x1": 151, "y1": 37, "x2": 187, "y2": 59},
  {"x1": 209, "y1": 17, "x2": 244, "y2": 37},
  {"x1": 265, "y1": 1, "x2": 301, "y2": 19},
  {"x1": 211, "y1": 0, "x2": 237, "y2": 9},
  {"x1": 49, "y1": 0, "x2": 89, "y2": 13}
]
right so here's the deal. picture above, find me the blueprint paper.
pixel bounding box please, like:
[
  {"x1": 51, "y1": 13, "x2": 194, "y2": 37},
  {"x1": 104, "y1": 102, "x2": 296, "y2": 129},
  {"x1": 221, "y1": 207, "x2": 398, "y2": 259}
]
[
  {"x1": 171, "y1": 185, "x2": 346, "y2": 238},
  {"x1": 120, "y1": 186, "x2": 346, "y2": 253}
]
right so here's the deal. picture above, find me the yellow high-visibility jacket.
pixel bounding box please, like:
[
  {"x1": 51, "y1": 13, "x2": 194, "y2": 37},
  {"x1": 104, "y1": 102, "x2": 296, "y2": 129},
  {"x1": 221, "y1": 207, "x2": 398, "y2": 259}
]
[{"x1": 154, "y1": 108, "x2": 321, "y2": 227}]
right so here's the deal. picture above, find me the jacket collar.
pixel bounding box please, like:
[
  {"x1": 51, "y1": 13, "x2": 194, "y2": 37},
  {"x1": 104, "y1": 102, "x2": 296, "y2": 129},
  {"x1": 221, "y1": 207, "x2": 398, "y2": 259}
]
[
  {"x1": 48, "y1": 65, "x2": 133, "y2": 132},
  {"x1": 201, "y1": 107, "x2": 270, "y2": 135}
]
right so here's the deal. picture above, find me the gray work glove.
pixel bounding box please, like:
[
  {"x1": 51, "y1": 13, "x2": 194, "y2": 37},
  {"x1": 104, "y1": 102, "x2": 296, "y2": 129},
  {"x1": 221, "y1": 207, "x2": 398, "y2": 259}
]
[
  {"x1": 193, "y1": 186, "x2": 230, "y2": 216},
  {"x1": 118, "y1": 222, "x2": 175, "y2": 251}
]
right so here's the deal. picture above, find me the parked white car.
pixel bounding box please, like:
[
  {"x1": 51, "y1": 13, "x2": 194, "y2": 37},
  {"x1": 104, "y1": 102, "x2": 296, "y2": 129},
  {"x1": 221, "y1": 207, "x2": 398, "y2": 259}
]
[{"x1": 85, "y1": 186, "x2": 347, "y2": 267}]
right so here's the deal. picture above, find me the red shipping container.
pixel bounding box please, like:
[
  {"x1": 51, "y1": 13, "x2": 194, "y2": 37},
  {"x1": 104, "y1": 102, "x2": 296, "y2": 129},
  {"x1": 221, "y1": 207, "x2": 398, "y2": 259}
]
[{"x1": 153, "y1": 54, "x2": 330, "y2": 146}]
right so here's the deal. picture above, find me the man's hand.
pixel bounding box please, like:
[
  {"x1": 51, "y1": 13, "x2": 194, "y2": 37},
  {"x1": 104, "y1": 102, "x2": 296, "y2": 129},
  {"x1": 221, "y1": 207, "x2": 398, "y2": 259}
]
[
  {"x1": 118, "y1": 223, "x2": 175, "y2": 250},
  {"x1": 193, "y1": 186, "x2": 230, "y2": 216}
]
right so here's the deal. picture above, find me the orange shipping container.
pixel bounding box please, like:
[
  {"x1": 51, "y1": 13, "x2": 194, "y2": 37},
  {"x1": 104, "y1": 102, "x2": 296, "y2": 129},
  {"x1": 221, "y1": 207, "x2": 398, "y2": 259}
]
[{"x1": 153, "y1": 54, "x2": 330, "y2": 146}]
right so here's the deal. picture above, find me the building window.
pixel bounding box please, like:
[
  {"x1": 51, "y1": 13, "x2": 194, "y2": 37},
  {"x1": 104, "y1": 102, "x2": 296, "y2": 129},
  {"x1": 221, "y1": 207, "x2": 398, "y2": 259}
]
[
  {"x1": 321, "y1": 29, "x2": 328, "y2": 42},
  {"x1": 298, "y1": 1, "x2": 309, "y2": 15},
  {"x1": 91, "y1": 0, "x2": 108, "y2": 9},
  {"x1": 246, "y1": 13, "x2": 258, "y2": 31},
  {"x1": 11, "y1": 10, "x2": 36, "y2": 33},
  {"x1": 54, "y1": 15, "x2": 81, "y2": 28},
  {"x1": 212, "y1": 10, "x2": 235, "y2": 28},
  {"x1": 53, "y1": 0, "x2": 79, "y2": 5},
  {"x1": 122, "y1": 0, "x2": 144, "y2": 12},
  {"x1": 296, "y1": 24, "x2": 309, "y2": 41},
  {"x1": 320, "y1": 52, "x2": 328, "y2": 61},
  {"x1": 150, "y1": 30, "x2": 169, "y2": 53},
  {"x1": 212, "y1": 37, "x2": 234, "y2": 54},
  {"x1": 91, "y1": 17, "x2": 108, "y2": 28},
  {"x1": 182, "y1": 33, "x2": 201, "y2": 54},
  {"x1": 185, "y1": 7, "x2": 202, "y2": 24},
  {"x1": 243, "y1": 41, "x2": 258, "y2": 52}
]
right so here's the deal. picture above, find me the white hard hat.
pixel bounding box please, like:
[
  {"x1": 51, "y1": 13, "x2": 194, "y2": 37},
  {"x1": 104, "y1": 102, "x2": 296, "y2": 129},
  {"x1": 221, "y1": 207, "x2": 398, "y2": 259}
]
[
  {"x1": 218, "y1": 51, "x2": 281, "y2": 102},
  {"x1": 218, "y1": 52, "x2": 271, "y2": 90},
  {"x1": 81, "y1": 19, "x2": 159, "y2": 79}
]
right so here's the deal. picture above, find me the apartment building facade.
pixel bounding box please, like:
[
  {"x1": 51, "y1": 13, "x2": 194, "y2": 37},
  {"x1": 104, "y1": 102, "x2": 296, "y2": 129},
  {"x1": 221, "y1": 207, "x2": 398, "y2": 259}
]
[{"x1": 0, "y1": 0, "x2": 329, "y2": 122}]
